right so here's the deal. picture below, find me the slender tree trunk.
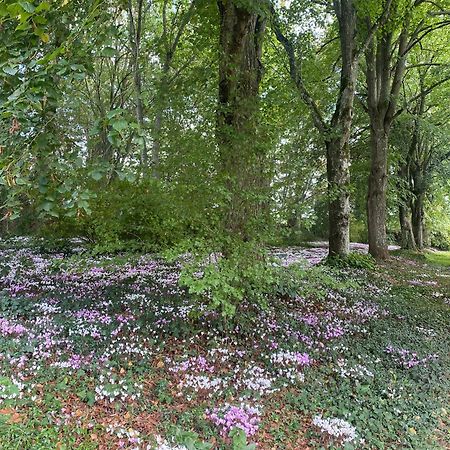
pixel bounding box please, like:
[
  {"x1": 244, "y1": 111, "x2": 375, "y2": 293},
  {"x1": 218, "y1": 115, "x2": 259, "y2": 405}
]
[
  {"x1": 128, "y1": 0, "x2": 147, "y2": 167},
  {"x1": 411, "y1": 193, "x2": 424, "y2": 249},
  {"x1": 152, "y1": 61, "x2": 169, "y2": 179},
  {"x1": 399, "y1": 204, "x2": 416, "y2": 249},
  {"x1": 273, "y1": 0, "x2": 379, "y2": 257},
  {"x1": 217, "y1": 0, "x2": 266, "y2": 242},
  {"x1": 367, "y1": 121, "x2": 389, "y2": 259},
  {"x1": 152, "y1": 112, "x2": 161, "y2": 176},
  {"x1": 397, "y1": 163, "x2": 416, "y2": 249},
  {"x1": 149, "y1": 0, "x2": 195, "y2": 178}
]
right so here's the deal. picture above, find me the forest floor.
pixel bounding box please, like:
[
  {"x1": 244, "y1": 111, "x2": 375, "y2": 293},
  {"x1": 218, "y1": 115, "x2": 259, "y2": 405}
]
[{"x1": 0, "y1": 237, "x2": 449, "y2": 450}]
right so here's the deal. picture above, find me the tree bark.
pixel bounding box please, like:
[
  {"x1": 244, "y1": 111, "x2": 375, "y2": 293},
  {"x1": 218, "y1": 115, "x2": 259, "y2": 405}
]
[
  {"x1": 411, "y1": 192, "x2": 424, "y2": 249},
  {"x1": 273, "y1": 0, "x2": 378, "y2": 257},
  {"x1": 326, "y1": 138, "x2": 350, "y2": 256},
  {"x1": 367, "y1": 121, "x2": 389, "y2": 259},
  {"x1": 399, "y1": 204, "x2": 416, "y2": 250},
  {"x1": 217, "y1": 0, "x2": 266, "y2": 241},
  {"x1": 397, "y1": 162, "x2": 416, "y2": 250},
  {"x1": 325, "y1": 0, "x2": 360, "y2": 257},
  {"x1": 127, "y1": 0, "x2": 148, "y2": 167},
  {"x1": 364, "y1": 13, "x2": 408, "y2": 259},
  {"x1": 151, "y1": 60, "x2": 169, "y2": 179}
]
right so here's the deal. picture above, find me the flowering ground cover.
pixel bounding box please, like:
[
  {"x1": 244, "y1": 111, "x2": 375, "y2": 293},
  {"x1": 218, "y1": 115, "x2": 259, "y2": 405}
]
[{"x1": 0, "y1": 237, "x2": 449, "y2": 449}]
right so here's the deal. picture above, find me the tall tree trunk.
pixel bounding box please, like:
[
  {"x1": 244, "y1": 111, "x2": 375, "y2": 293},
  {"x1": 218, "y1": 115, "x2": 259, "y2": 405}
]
[
  {"x1": 128, "y1": 0, "x2": 148, "y2": 167},
  {"x1": 399, "y1": 204, "x2": 416, "y2": 249},
  {"x1": 326, "y1": 138, "x2": 350, "y2": 256},
  {"x1": 411, "y1": 193, "x2": 424, "y2": 249},
  {"x1": 273, "y1": 0, "x2": 376, "y2": 257},
  {"x1": 325, "y1": 0, "x2": 358, "y2": 257},
  {"x1": 151, "y1": 61, "x2": 169, "y2": 179},
  {"x1": 367, "y1": 121, "x2": 389, "y2": 259},
  {"x1": 217, "y1": 0, "x2": 266, "y2": 242},
  {"x1": 364, "y1": 17, "x2": 408, "y2": 259},
  {"x1": 397, "y1": 163, "x2": 416, "y2": 249}
]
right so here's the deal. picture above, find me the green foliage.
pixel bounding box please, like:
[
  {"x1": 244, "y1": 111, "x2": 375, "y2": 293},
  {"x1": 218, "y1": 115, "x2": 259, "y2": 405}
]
[
  {"x1": 41, "y1": 177, "x2": 207, "y2": 254},
  {"x1": 350, "y1": 218, "x2": 368, "y2": 244},
  {"x1": 326, "y1": 252, "x2": 376, "y2": 270},
  {"x1": 230, "y1": 428, "x2": 257, "y2": 450},
  {"x1": 179, "y1": 242, "x2": 275, "y2": 317},
  {"x1": 425, "y1": 250, "x2": 450, "y2": 267},
  {"x1": 172, "y1": 428, "x2": 212, "y2": 450},
  {"x1": 272, "y1": 263, "x2": 360, "y2": 300}
]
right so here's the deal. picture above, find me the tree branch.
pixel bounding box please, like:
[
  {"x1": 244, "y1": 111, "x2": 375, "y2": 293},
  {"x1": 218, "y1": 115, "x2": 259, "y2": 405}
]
[{"x1": 270, "y1": 5, "x2": 327, "y2": 135}]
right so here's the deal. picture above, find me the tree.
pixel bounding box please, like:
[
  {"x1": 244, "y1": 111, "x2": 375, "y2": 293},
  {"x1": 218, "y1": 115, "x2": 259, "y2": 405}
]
[
  {"x1": 127, "y1": 0, "x2": 151, "y2": 166},
  {"x1": 271, "y1": 0, "x2": 391, "y2": 257},
  {"x1": 151, "y1": 0, "x2": 197, "y2": 178},
  {"x1": 393, "y1": 49, "x2": 450, "y2": 249},
  {"x1": 216, "y1": 0, "x2": 268, "y2": 246},
  {"x1": 363, "y1": 0, "x2": 450, "y2": 258}
]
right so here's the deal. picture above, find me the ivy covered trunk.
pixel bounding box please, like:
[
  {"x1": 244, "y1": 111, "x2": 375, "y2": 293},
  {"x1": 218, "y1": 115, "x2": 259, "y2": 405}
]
[
  {"x1": 216, "y1": 0, "x2": 267, "y2": 242},
  {"x1": 326, "y1": 138, "x2": 350, "y2": 256}
]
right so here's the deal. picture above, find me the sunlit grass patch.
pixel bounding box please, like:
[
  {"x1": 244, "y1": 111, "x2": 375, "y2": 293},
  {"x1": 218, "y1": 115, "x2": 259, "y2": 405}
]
[{"x1": 424, "y1": 250, "x2": 450, "y2": 267}]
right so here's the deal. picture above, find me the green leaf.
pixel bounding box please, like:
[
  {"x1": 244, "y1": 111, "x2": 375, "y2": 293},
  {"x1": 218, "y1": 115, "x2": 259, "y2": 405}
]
[
  {"x1": 2, "y1": 66, "x2": 18, "y2": 76},
  {"x1": 125, "y1": 172, "x2": 137, "y2": 183},
  {"x1": 89, "y1": 171, "x2": 102, "y2": 181},
  {"x1": 7, "y1": 4, "x2": 23, "y2": 16},
  {"x1": 107, "y1": 132, "x2": 119, "y2": 146},
  {"x1": 106, "y1": 109, "x2": 123, "y2": 119},
  {"x1": 15, "y1": 177, "x2": 28, "y2": 186},
  {"x1": 101, "y1": 46, "x2": 117, "y2": 57},
  {"x1": 35, "y1": 1, "x2": 51, "y2": 12},
  {"x1": 111, "y1": 119, "x2": 128, "y2": 132},
  {"x1": 18, "y1": 1, "x2": 35, "y2": 13},
  {"x1": 40, "y1": 201, "x2": 53, "y2": 212}
]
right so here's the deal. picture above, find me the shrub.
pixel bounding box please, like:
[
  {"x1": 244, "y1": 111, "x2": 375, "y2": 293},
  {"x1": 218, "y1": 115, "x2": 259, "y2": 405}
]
[
  {"x1": 40, "y1": 178, "x2": 212, "y2": 254},
  {"x1": 429, "y1": 229, "x2": 450, "y2": 251},
  {"x1": 179, "y1": 241, "x2": 275, "y2": 318},
  {"x1": 325, "y1": 252, "x2": 376, "y2": 270}
]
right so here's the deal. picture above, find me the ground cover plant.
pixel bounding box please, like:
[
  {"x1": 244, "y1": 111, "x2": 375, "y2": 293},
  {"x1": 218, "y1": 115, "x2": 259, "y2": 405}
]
[
  {"x1": 1, "y1": 0, "x2": 450, "y2": 448},
  {"x1": 0, "y1": 237, "x2": 448, "y2": 449}
]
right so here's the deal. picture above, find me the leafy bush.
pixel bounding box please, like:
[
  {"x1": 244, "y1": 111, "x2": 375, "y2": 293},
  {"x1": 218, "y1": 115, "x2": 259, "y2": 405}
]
[
  {"x1": 41, "y1": 178, "x2": 212, "y2": 253},
  {"x1": 179, "y1": 241, "x2": 275, "y2": 318},
  {"x1": 429, "y1": 229, "x2": 450, "y2": 251},
  {"x1": 326, "y1": 252, "x2": 376, "y2": 270},
  {"x1": 350, "y1": 218, "x2": 368, "y2": 243},
  {"x1": 179, "y1": 242, "x2": 361, "y2": 318}
]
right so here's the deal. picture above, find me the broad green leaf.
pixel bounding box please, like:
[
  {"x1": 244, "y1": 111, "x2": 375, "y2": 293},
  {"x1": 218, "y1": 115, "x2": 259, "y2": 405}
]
[
  {"x1": 89, "y1": 171, "x2": 102, "y2": 181},
  {"x1": 18, "y1": 1, "x2": 35, "y2": 13},
  {"x1": 101, "y1": 46, "x2": 117, "y2": 57},
  {"x1": 112, "y1": 119, "x2": 128, "y2": 132},
  {"x1": 2, "y1": 66, "x2": 18, "y2": 76}
]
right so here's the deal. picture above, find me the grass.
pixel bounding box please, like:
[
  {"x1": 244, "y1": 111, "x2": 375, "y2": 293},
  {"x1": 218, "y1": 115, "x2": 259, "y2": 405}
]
[
  {"x1": 424, "y1": 250, "x2": 450, "y2": 267},
  {"x1": 391, "y1": 248, "x2": 450, "y2": 268}
]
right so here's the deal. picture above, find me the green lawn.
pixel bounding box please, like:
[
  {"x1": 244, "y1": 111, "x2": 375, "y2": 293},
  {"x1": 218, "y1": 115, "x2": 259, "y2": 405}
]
[{"x1": 425, "y1": 250, "x2": 450, "y2": 267}]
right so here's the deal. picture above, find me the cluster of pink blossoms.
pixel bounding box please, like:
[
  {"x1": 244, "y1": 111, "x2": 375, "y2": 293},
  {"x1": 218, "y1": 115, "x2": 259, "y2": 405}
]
[
  {"x1": 206, "y1": 403, "x2": 261, "y2": 437},
  {"x1": 0, "y1": 317, "x2": 27, "y2": 336},
  {"x1": 385, "y1": 345, "x2": 438, "y2": 369}
]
